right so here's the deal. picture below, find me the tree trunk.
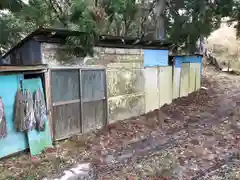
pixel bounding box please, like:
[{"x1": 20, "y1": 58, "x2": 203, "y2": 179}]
[{"x1": 155, "y1": 0, "x2": 166, "y2": 40}]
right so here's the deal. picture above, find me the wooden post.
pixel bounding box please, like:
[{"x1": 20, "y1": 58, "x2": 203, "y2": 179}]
[{"x1": 44, "y1": 70, "x2": 54, "y2": 141}]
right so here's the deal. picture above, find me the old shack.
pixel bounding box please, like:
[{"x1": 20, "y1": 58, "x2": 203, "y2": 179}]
[{"x1": 1, "y1": 28, "x2": 202, "y2": 142}]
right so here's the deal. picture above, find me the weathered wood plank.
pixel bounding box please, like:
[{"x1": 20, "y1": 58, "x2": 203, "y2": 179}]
[
  {"x1": 0, "y1": 65, "x2": 48, "y2": 72},
  {"x1": 82, "y1": 100, "x2": 107, "y2": 133},
  {"x1": 44, "y1": 71, "x2": 54, "y2": 140},
  {"x1": 53, "y1": 103, "x2": 81, "y2": 140}
]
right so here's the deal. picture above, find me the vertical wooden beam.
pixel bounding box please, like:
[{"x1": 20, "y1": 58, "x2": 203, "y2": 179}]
[
  {"x1": 79, "y1": 68, "x2": 84, "y2": 133},
  {"x1": 104, "y1": 68, "x2": 109, "y2": 126},
  {"x1": 44, "y1": 69, "x2": 54, "y2": 141}
]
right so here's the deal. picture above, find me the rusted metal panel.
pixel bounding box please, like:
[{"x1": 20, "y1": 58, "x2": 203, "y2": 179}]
[
  {"x1": 81, "y1": 100, "x2": 107, "y2": 133},
  {"x1": 81, "y1": 69, "x2": 106, "y2": 102},
  {"x1": 107, "y1": 68, "x2": 144, "y2": 98},
  {"x1": 51, "y1": 69, "x2": 80, "y2": 103},
  {"x1": 53, "y1": 103, "x2": 81, "y2": 140},
  {"x1": 108, "y1": 93, "x2": 145, "y2": 123}
]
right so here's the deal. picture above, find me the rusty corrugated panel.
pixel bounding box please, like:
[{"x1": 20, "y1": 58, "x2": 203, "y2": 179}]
[
  {"x1": 107, "y1": 68, "x2": 144, "y2": 98},
  {"x1": 108, "y1": 93, "x2": 145, "y2": 124},
  {"x1": 107, "y1": 67, "x2": 145, "y2": 123}
]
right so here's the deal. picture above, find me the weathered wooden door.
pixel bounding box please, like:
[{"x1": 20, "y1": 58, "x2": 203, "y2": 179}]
[
  {"x1": 50, "y1": 68, "x2": 108, "y2": 140},
  {"x1": 51, "y1": 69, "x2": 81, "y2": 140},
  {"x1": 80, "y1": 69, "x2": 107, "y2": 133}
]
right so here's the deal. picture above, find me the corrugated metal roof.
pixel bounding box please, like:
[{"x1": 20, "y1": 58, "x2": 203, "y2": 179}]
[{"x1": 2, "y1": 28, "x2": 173, "y2": 59}]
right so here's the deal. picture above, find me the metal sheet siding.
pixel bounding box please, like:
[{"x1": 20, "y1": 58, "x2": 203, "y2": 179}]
[
  {"x1": 172, "y1": 67, "x2": 181, "y2": 99},
  {"x1": 173, "y1": 55, "x2": 203, "y2": 98},
  {"x1": 6, "y1": 40, "x2": 42, "y2": 65},
  {"x1": 144, "y1": 50, "x2": 169, "y2": 67},
  {"x1": 144, "y1": 67, "x2": 159, "y2": 113},
  {"x1": 159, "y1": 66, "x2": 173, "y2": 107},
  {"x1": 180, "y1": 63, "x2": 190, "y2": 97}
]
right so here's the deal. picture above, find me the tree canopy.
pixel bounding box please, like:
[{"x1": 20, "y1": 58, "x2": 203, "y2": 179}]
[{"x1": 0, "y1": 0, "x2": 239, "y2": 56}]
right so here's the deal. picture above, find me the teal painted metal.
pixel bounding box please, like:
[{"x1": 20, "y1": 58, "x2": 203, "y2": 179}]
[
  {"x1": 24, "y1": 78, "x2": 52, "y2": 156},
  {"x1": 0, "y1": 74, "x2": 28, "y2": 158}
]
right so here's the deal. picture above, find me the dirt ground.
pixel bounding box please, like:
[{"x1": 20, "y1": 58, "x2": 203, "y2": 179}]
[{"x1": 1, "y1": 66, "x2": 240, "y2": 180}]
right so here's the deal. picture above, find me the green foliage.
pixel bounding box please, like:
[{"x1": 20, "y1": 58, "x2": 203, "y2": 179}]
[
  {"x1": 166, "y1": 0, "x2": 238, "y2": 53},
  {"x1": 0, "y1": 12, "x2": 23, "y2": 55},
  {"x1": 0, "y1": 0, "x2": 24, "y2": 12},
  {"x1": 0, "y1": 0, "x2": 99, "y2": 58},
  {"x1": 19, "y1": 0, "x2": 55, "y2": 28},
  {"x1": 100, "y1": 0, "x2": 139, "y2": 36}
]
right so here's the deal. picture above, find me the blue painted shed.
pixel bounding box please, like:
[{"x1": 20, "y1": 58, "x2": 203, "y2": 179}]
[{"x1": 0, "y1": 65, "x2": 52, "y2": 158}]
